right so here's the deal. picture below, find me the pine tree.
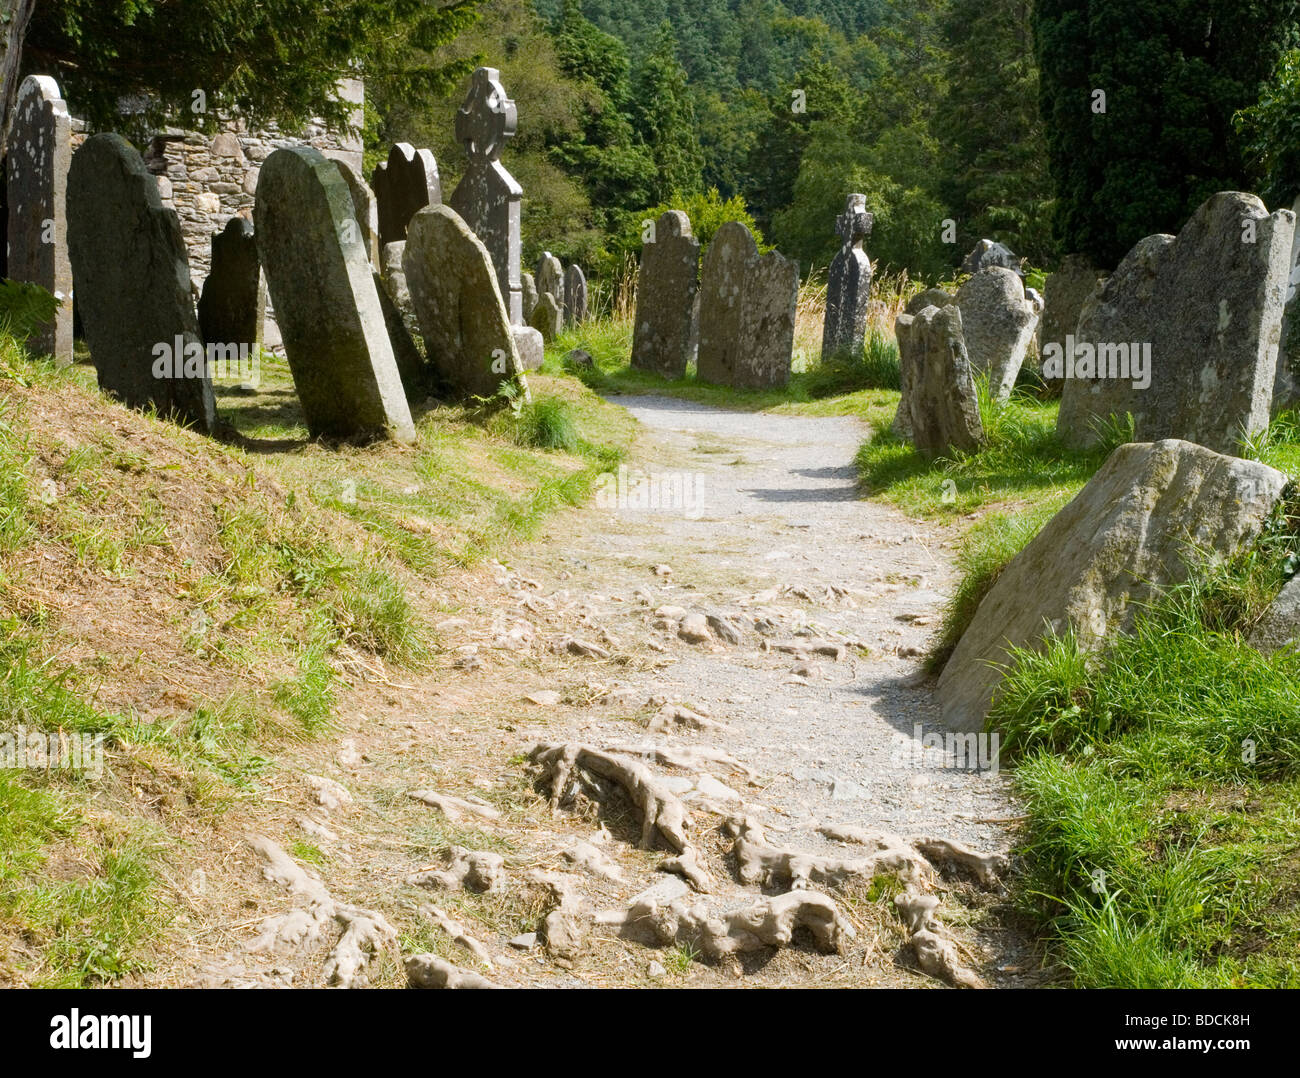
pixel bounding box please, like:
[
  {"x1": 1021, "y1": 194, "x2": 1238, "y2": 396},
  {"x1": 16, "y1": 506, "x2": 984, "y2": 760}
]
[{"x1": 631, "y1": 22, "x2": 704, "y2": 203}]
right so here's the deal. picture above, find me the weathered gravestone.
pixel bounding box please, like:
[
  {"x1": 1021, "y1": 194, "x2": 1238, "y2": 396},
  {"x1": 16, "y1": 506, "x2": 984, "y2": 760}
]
[
  {"x1": 892, "y1": 305, "x2": 983, "y2": 454},
  {"x1": 333, "y1": 160, "x2": 380, "y2": 266},
  {"x1": 1273, "y1": 192, "x2": 1300, "y2": 410},
  {"x1": 697, "y1": 221, "x2": 798, "y2": 389},
  {"x1": 254, "y1": 146, "x2": 415, "y2": 442},
  {"x1": 7, "y1": 75, "x2": 73, "y2": 365},
  {"x1": 373, "y1": 142, "x2": 441, "y2": 249},
  {"x1": 67, "y1": 134, "x2": 215, "y2": 431},
  {"x1": 630, "y1": 210, "x2": 699, "y2": 379},
  {"x1": 961, "y1": 239, "x2": 1021, "y2": 277},
  {"x1": 821, "y1": 194, "x2": 873, "y2": 359},
  {"x1": 374, "y1": 240, "x2": 426, "y2": 398},
  {"x1": 954, "y1": 267, "x2": 1039, "y2": 402},
  {"x1": 1039, "y1": 255, "x2": 1104, "y2": 397},
  {"x1": 530, "y1": 292, "x2": 562, "y2": 342},
  {"x1": 198, "y1": 216, "x2": 264, "y2": 366},
  {"x1": 938, "y1": 439, "x2": 1288, "y2": 731},
  {"x1": 906, "y1": 287, "x2": 955, "y2": 315},
  {"x1": 521, "y1": 272, "x2": 538, "y2": 323},
  {"x1": 403, "y1": 204, "x2": 527, "y2": 398},
  {"x1": 535, "y1": 251, "x2": 564, "y2": 311},
  {"x1": 564, "y1": 264, "x2": 587, "y2": 326},
  {"x1": 1056, "y1": 192, "x2": 1294, "y2": 454},
  {"x1": 448, "y1": 68, "x2": 523, "y2": 324}
]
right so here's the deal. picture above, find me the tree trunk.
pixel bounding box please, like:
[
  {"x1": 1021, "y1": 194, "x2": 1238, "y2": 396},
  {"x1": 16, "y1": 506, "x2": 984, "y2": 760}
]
[{"x1": 0, "y1": 0, "x2": 37, "y2": 152}]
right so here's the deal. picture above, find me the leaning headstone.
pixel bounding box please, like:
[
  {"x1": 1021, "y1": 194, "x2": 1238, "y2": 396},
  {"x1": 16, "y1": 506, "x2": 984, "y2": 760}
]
[
  {"x1": 254, "y1": 146, "x2": 415, "y2": 442},
  {"x1": 1273, "y1": 192, "x2": 1300, "y2": 410},
  {"x1": 7, "y1": 75, "x2": 73, "y2": 365},
  {"x1": 67, "y1": 134, "x2": 215, "y2": 431},
  {"x1": 938, "y1": 439, "x2": 1287, "y2": 731},
  {"x1": 448, "y1": 68, "x2": 523, "y2": 323},
  {"x1": 961, "y1": 239, "x2": 1020, "y2": 277},
  {"x1": 198, "y1": 216, "x2": 264, "y2": 365},
  {"x1": 564, "y1": 264, "x2": 587, "y2": 326},
  {"x1": 374, "y1": 242, "x2": 426, "y2": 398},
  {"x1": 820, "y1": 193, "x2": 873, "y2": 359},
  {"x1": 697, "y1": 221, "x2": 797, "y2": 388},
  {"x1": 1057, "y1": 191, "x2": 1294, "y2": 454},
  {"x1": 373, "y1": 142, "x2": 441, "y2": 249},
  {"x1": 535, "y1": 251, "x2": 564, "y2": 311},
  {"x1": 333, "y1": 160, "x2": 380, "y2": 266},
  {"x1": 1039, "y1": 255, "x2": 1103, "y2": 397},
  {"x1": 630, "y1": 210, "x2": 700, "y2": 379},
  {"x1": 906, "y1": 287, "x2": 955, "y2": 315},
  {"x1": 403, "y1": 204, "x2": 526, "y2": 398},
  {"x1": 514, "y1": 326, "x2": 544, "y2": 371},
  {"x1": 529, "y1": 292, "x2": 562, "y2": 342},
  {"x1": 892, "y1": 305, "x2": 984, "y2": 454},
  {"x1": 521, "y1": 272, "x2": 538, "y2": 323},
  {"x1": 954, "y1": 267, "x2": 1039, "y2": 402}
]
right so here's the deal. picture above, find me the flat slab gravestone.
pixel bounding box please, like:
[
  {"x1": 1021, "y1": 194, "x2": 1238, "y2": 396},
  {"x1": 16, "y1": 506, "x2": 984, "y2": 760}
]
[
  {"x1": 198, "y1": 216, "x2": 264, "y2": 364},
  {"x1": 892, "y1": 304, "x2": 984, "y2": 454},
  {"x1": 448, "y1": 68, "x2": 523, "y2": 324},
  {"x1": 630, "y1": 210, "x2": 700, "y2": 379},
  {"x1": 697, "y1": 221, "x2": 797, "y2": 388},
  {"x1": 821, "y1": 193, "x2": 873, "y2": 360},
  {"x1": 403, "y1": 204, "x2": 526, "y2": 398},
  {"x1": 254, "y1": 145, "x2": 415, "y2": 442},
  {"x1": 1057, "y1": 191, "x2": 1294, "y2": 454},
  {"x1": 67, "y1": 133, "x2": 215, "y2": 432},
  {"x1": 954, "y1": 266, "x2": 1039, "y2": 402},
  {"x1": 373, "y1": 142, "x2": 441, "y2": 249},
  {"x1": 564, "y1": 264, "x2": 588, "y2": 326},
  {"x1": 7, "y1": 75, "x2": 73, "y2": 365}
]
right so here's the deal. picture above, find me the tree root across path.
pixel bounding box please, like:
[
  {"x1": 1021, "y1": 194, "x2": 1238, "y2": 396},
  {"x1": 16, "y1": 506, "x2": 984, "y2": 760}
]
[{"x1": 406, "y1": 954, "x2": 499, "y2": 989}]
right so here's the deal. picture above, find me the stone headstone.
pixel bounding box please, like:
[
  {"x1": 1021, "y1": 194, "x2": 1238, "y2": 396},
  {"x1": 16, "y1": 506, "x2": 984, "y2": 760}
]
[
  {"x1": 373, "y1": 142, "x2": 441, "y2": 249},
  {"x1": 906, "y1": 287, "x2": 955, "y2": 316},
  {"x1": 448, "y1": 68, "x2": 523, "y2": 324},
  {"x1": 513, "y1": 326, "x2": 544, "y2": 371},
  {"x1": 1057, "y1": 192, "x2": 1294, "y2": 454},
  {"x1": 564, "y1": 264, "x2": 587, "y2": 326},
  {"x1": 333, "y1": 160, "x2": 380, "y2": 266},
  {"x1": 7, "y1": 75, "x2": 73, "y2": 365},
  {"x1": 254, "y1": 146, "x2": 415, "y2": 442},
  {"x1": 1039, "y1": 255, "x2": 1104, "y2": 397},
  {"x1": 1249, "y1": 573, "x2": 1300, "y2": 653},
  {"x1": 535, "y1": 251, "x2": 564, "y2": 310},
  {"x1": 892, "y1": 305, "x2": 984, "y2": 455},
  {"x1": 375, "y1": 242, "x2": 426, "y2": 398},
  {"x1": 521, "y1": 272, "x2": 538, "y2": 323},
  {"x1": 954, "y1": 267, "x2": 1039, "y2": 402},
  {"x1": 697, "y1": 221, "x2": 797, "y2": 389},
  {"x1": 961, "y1": 239, "x2": 1021, "y2": 277},
  {"x1": 529, "y1": 292, "x2": 562, "y2": 342},
  {"x1": 67, "y1": 134, "x2": 215, "y2": 431},
  {"x1": 821, "y1": 193, "x2": 873, "y2": 359},
  {"x1": 631, "y1": 211, "x2": 700, "y2": 379},
  {"x1": 1273, "y1": 192, "x2": 1300, "y2": 410},
  {"x1": 198, "y1": 216, "x2": 264, "y2": 359},
  {"x1": 403, "y1": 204, "x2": 526, "y2": 398},
  {"x1": 938, "y1": 439, "x2": 1287, "y2": 731}
]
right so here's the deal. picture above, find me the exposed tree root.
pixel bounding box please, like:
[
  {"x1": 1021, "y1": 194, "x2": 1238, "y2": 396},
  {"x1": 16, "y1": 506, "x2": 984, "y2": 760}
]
[
  {"x1": 560, "y1": 839, "x2": 624, "y2": 882},
  {"x1": 730, "y1": 816, "x2": 932, "y2": 889},
  {"x1": 914, "y1": 837, "x2": 1008, "y2": 887},
  {"x1": 645, "y1": 703, "x2": 734, "y2": 735},
  {"x1": 420, "y1": 905, "x2": 493, "y2": 966},
  {"x1": 405, "y1": 954, "x2": 499, "y2": 989},
  {"x1": 246, "y1": 835, "x2": 396, "y2": 989},
  {"x1": 895, "y1": 891, "x2": 986, "y2": 989},
  {"x1": 407, "y1": 845, "x2": 505, "y2": 893},
  {"x1": 608, "y1": 742, "x2": 761, "y2": 782},
  {"x1": 408, "y1": 789, "x2": 501, "y2": 822},
  {"x1": 531, "y1": 870, "x2": 591, "y2": 966}
]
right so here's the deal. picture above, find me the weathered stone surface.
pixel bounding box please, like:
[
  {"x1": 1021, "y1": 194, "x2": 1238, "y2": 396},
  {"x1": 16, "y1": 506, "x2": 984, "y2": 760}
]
[
  {"x1": 198, "y1": 216, "x2": 264, "y2": 358},
  {"x1": 448, "y1": 68, "x2": 523, "y2": 324},
  {"x1": 1058, "y1": 192, "x2": 1294, "y2": 454},
  {"x1": 892, "y1": 305, "x2": 984, "y2": 454},
  {"x1": 373, "y1": 258, "x2": 427, "y2": 400},
  {"x1": 564, "y1": 348, "x2": 594, "y2": 369},
  {"x1": 1249, "y1": 574, "x2": 1300, "y2": 653},
  {"x1": 372, "y1": 142, "x2": 441, "y2": 248},
  {"x1": 521, "y1": 272, "x2": 538, "y2": 323},
  {"x1": 906, "y1": 288, "x2": 955, "y2": 315},
  {"x1": 513, "y1": 326, "x2": 544, "y2": 371},
  {"x1": 254, "y1": 146, "x2": 415, "y2": 442},
  {"x1": 961, "y1": 239, "x2": 1020, "y2": 277},
  {"x1": 403, "y1": 204, "x2": 525, "y2": 398},
  {"x1": 821, "y1": 193, "x2": 873, "y2": 359},
  {"x1": 535, "y1": 251, "x2": 564, "y2": 310},
  {"x1": 1274, "y1": 193, "x2": 1300, "y2": 410},
  {"x1": 697, "y1": 221, "x2": 797, "y2": 388},
  {"x1": 954, "y1": 267, "x2": 1039, "y2": 402},
  {"x1": 333, "y1": 160, "x2": 380, "y2": 265},
  {"x1": 7, "y1": 75, "x2": 73, "y2": 365},
  {"x1": 564, "y1": 264, "x2": 588, "y2": 326},
  {"x1": 1039, "y1": 255, "x2": 1104, "y2": 397},
  {"x1": 530, "y1": 292, "x2": 562, "y2": 342},
  {"x1": 938, "y1": 439, "x2": 1288, "y2": 731},
  {"x1": 630, "y1": 210, "x2": 699, "y2": 379},
  {"x1": 67, "y1": 134, "x2": 215, "y2": 432}
]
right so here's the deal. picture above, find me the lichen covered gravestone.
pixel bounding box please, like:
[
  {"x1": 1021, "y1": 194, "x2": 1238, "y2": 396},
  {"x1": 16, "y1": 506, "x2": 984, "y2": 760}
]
[
  {"x1": 198, "y1": 216, "x2": 264, "y2": 361},
  {"x1": 892, "y1": 304, "x2": 983, "y2": 454},
  {"x1": 403, "y1": 204, "x2": 526, "y2": 398},
  {"x1": 564, "y1": 264, "x2": 587, "y2": 326},
  {"x1": 254, "y1": 146, "x2": 415, "y2": 442},
  {"x1": 630, "y1": 210, "x2": 700, "y2": 379},
  {"x1": 821, "y1": 194, "x2": 873, "y2": 360},
  {"x1": 448, "y1": 68, "x2": 523, "y2": 324},
  {"x1": 535, "y1": 251, "x2": 564, "y2": 311},
  {"x1": 7, "y1": 75, "x2": 73, "y2": 365},
  {"x1": 374, "y1": 242, "x2": 426, "y2": 399},
  {"x1": 373, "y1": 143, "x2": 441, "y2": 249},
  {"x1": 334, "y1": 160, "x2": 381, "y2": 266},
  {"x1": 529, "y1": 292, "x2": 562, "y2": 343},
  {"x1": 697, "y1": 221, "x2": 798, "y2": 388},
  {"x1": 67, "y1": 133, "x2": 215, "y2": 432},
  {"x1": 954, "y1": 267, "x2": 1039, "y2": 402},
  {"x1": 1057, "y1": 192, "x2": 1294, "y2": 454},
  {"x1": 961, "y1": 239, "x2": 1020, "y2": 277},
  {"x1": 521, "y1": 272, "x2": 539, "y2": 322}
]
